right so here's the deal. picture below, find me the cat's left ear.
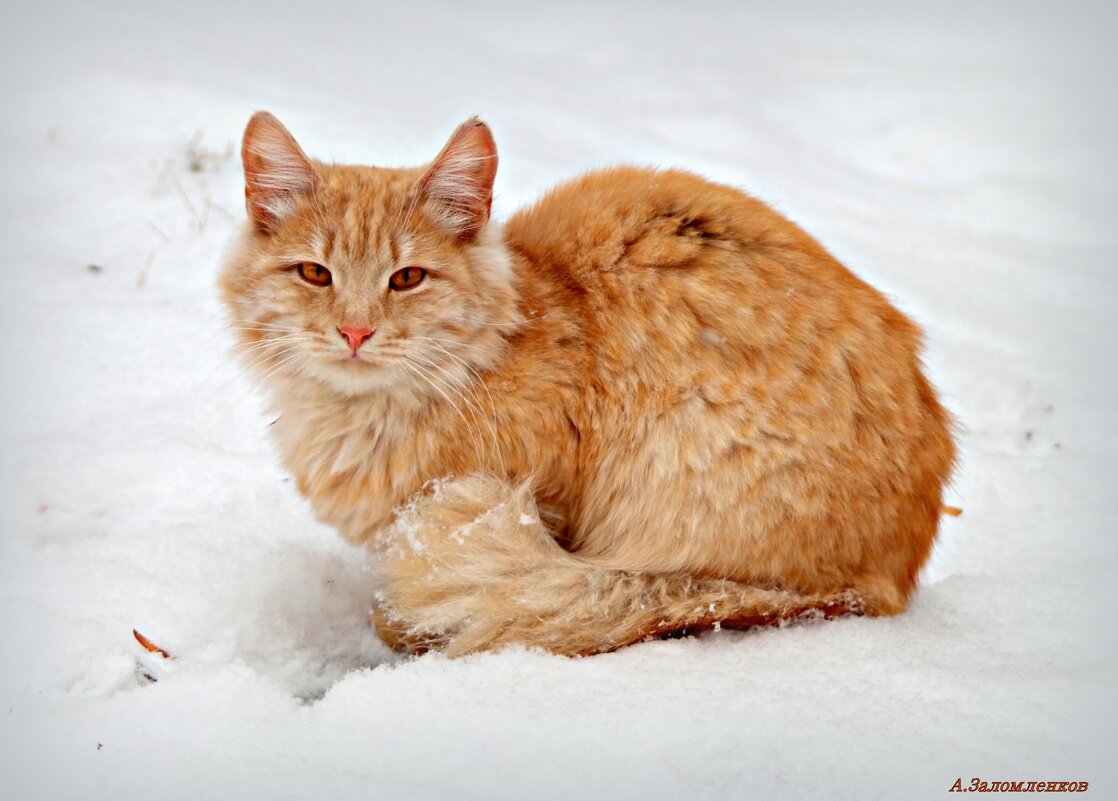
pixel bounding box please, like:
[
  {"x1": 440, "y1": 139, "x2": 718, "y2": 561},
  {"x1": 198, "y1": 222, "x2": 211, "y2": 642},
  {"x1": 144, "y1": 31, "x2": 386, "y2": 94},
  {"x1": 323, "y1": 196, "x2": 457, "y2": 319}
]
[
  {"x1": 242, "y1": 111, "x2": 318, "y2": 232},
  {"x1": 419, "y1": 117, "x2": 498, "y2": 240}
]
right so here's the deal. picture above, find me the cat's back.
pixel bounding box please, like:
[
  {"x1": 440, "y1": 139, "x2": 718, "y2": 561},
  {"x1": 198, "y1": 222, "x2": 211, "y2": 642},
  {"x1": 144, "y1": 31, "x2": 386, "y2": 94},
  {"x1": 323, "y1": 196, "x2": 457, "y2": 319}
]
[
  {"x1": 503, "y1": 165, "x2": 894, "y2": 331},
  {"x1": 503, "y1": 165, "x2": 921, "y2": 405},
  {"x1": 505, "y1": 165, "x2": 832, "y2": 280}
]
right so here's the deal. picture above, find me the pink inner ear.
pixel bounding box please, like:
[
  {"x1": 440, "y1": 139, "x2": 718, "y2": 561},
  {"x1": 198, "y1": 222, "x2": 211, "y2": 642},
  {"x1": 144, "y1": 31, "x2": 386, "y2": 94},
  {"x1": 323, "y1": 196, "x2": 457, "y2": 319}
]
[
  {"x1": 242, "y1": 111, "x2": 317, "y2": 231},
  {"x1": 420, "y1": 118, "x2": 498, "y2": 240}
]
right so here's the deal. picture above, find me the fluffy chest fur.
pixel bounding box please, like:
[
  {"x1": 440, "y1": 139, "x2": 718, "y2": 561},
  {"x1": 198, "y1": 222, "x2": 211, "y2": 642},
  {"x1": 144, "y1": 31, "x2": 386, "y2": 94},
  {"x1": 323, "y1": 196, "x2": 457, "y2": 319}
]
[
  {"x1": 266, "y1": 387, "x2": 432, "y2": 539},
  {"x1": 263, "y1": 309, "x2": 585, "y2": 544}
]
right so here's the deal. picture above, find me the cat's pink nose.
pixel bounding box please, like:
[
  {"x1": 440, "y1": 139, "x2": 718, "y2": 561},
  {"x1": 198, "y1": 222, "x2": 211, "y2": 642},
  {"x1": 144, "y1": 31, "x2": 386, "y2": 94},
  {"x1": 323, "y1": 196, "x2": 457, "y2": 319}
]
[{"x1": 338, "y1": 325, "x2": 373, "y2": 354}]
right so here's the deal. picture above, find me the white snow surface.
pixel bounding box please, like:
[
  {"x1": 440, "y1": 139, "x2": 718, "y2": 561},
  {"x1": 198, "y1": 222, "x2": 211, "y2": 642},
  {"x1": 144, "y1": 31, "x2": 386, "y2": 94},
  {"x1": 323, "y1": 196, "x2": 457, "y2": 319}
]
[{"x1": 1, "y1": 2, "x2": 1116, "y2": 798}]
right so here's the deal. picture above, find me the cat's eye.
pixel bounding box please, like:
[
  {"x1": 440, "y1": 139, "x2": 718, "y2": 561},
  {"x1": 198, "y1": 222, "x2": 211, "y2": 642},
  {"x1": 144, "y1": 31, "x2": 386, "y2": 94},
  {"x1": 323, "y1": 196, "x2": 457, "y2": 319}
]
[
  {"x1": 389, "y1": 267, "x2": 427, "y2": 291},
  {"x1": 296, "y1": 262, "x2": 332, "y2": 287}
]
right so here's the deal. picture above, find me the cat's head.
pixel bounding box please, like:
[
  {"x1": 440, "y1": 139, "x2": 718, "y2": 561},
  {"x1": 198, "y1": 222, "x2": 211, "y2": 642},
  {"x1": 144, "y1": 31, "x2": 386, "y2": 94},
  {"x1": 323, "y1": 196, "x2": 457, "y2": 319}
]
[{"x1": 219, "y1": 112, "x2": 519, "y2": 398}]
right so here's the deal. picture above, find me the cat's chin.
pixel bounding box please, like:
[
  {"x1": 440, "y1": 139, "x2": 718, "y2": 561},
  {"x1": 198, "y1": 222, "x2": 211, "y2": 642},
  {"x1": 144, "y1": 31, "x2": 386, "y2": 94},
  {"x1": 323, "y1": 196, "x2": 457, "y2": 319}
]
[{"x1": 296, "y1": 358, "x2": 410, "y2": 398}]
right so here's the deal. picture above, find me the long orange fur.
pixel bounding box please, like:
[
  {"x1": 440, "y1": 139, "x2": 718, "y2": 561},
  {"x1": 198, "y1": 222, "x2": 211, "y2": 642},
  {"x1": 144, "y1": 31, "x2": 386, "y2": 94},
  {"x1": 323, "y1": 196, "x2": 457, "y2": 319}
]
[{"x1": 219, "y1": 112, "x2": 956, "y2": 657}]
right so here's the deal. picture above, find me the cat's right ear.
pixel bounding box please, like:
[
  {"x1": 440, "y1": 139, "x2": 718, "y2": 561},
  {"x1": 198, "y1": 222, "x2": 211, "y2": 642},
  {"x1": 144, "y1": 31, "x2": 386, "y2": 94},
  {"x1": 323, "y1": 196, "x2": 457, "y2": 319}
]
[{"x1": 241, "y1": 111, "x2": 318, "y2": 232}]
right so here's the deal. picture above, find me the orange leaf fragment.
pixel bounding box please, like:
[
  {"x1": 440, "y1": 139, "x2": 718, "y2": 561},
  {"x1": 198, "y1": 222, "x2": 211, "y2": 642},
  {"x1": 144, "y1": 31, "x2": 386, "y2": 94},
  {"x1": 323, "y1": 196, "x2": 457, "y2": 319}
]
[{"x1": 133, "y1": 629, "x2": 172, "y2": 659}]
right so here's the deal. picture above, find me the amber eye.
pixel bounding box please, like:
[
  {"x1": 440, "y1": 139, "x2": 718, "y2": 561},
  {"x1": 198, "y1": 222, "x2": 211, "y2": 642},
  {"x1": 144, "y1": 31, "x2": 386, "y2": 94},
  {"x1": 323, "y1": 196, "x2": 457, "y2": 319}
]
[
  {"x1": 296, "y1": 262, "x2": 332, "y2": 287},
  {"x1": 389, "y1": 266, "x2": 427, "y2": 291}
]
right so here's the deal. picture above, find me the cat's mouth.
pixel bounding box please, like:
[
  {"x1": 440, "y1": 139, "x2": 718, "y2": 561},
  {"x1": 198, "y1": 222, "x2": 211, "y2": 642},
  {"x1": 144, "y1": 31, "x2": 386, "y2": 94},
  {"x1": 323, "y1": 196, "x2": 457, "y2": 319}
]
[{"x1": 335, "y1": 354, "x2": 379, "y2": 368}]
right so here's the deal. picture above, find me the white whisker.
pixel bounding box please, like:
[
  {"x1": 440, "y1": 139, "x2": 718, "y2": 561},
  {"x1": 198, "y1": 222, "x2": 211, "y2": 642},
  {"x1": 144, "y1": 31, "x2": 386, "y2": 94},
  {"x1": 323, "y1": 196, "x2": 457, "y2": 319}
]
[
  {"x1": 413, "y1": 339, "x2": 504, "y2": 472},
  {"x1": 402, "y1": 356, "x2": 487, "y2": 468}
]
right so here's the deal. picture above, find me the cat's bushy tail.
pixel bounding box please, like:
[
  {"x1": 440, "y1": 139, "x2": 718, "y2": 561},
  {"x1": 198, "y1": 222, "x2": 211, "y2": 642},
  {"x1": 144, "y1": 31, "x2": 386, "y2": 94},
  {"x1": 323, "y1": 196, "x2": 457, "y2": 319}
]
[{"x1": 370, "y1": 475, "x2": 863, "y2": 657}]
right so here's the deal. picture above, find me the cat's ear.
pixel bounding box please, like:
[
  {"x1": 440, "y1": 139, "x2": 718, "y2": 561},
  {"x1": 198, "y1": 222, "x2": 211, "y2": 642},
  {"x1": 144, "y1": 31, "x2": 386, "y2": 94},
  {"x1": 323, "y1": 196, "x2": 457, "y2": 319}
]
[
  {"x1": 241, "y1": 111, "x2": 318, "y2": 232},
  {"x1": 419, "y1": 117, "x2": 498, "y2": 240}
]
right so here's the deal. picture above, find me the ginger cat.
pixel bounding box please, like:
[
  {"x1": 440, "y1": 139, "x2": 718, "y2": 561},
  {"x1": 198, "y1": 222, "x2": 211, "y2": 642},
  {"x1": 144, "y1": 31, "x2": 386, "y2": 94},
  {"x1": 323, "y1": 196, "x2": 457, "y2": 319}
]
[{"x1": 219, "y1": 112, "x2": 956, "y2": 657}]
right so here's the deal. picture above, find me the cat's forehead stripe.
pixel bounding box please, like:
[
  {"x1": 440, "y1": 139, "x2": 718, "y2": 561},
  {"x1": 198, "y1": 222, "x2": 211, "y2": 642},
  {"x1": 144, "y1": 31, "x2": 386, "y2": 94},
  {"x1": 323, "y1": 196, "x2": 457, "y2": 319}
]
[
  {"x1": 312, "y1": 167, "x2": 427, "y2": 269},
  {"x1": 334, "y1": 190, "x2": 393, "y2": 265}
]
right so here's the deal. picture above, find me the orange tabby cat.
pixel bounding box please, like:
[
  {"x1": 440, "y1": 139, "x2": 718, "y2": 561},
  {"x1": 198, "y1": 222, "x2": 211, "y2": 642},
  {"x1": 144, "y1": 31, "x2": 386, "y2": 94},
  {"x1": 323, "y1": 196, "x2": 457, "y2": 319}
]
[{"x1": 219, "y1": 112, "x2": 956, "y2": 657}]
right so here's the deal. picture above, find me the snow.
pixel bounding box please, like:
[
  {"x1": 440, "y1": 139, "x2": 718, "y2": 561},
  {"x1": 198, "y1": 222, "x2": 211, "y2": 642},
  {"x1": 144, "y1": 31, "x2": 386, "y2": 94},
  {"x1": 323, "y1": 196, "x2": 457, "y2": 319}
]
[{"x1": 1, "y1": 1, "x2": 1115, "y2": 798}]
